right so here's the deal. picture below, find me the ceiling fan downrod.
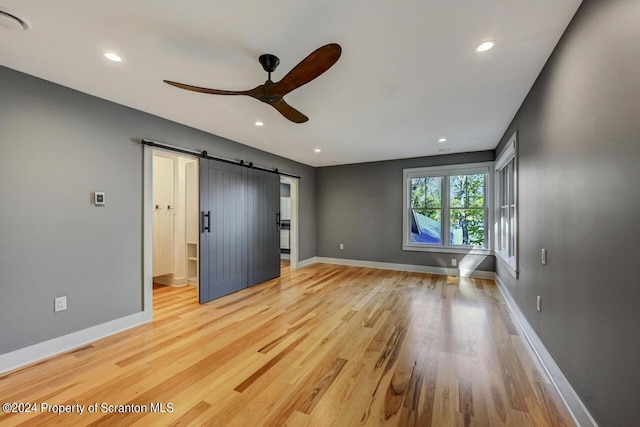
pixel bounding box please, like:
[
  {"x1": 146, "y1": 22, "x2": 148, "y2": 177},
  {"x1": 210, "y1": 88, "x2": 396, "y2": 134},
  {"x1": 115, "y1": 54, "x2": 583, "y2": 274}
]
[{"x1": 258, "y1": 54, "x2": 280, "y2": 82}]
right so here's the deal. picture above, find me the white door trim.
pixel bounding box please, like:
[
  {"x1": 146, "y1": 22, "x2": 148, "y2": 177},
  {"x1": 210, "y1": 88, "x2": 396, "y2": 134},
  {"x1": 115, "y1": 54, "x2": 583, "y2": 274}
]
[{"x1": 289, "y1": 177, "x2": 299, "y2": 269}]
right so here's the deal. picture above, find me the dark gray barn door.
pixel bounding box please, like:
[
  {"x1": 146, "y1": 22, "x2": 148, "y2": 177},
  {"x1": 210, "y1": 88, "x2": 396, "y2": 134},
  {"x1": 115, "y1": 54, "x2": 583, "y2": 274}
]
[
  {"x1": 199, "y1": 159, "x2": 247, "y2": 303},
  {"x1": 199, "y1": 158, "x2": 281, "y2": 304},
  {"x1": 248, "y1": 168, "x2": 281, "y2": 286}
]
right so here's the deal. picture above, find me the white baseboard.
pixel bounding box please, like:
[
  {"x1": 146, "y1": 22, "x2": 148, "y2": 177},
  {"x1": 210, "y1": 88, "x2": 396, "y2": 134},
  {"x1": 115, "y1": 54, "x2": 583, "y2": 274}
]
[
  {"x1": 280, "y1": 253, "x2": 291, "y2": 260},
  {"x1": 313, "y1": 257, "x2": 494, "y2": 279},
  {"x1": 494, "y1": 275, "x2": 597, "y2": 427},
  {"x1": 0, "y1": 311, "x2": 151, "y2": 375},
  {"x1": 295, "y1": 256, "x2": 317, "y2": 269},
  {"x1": 153, "y1": 275, "x2": 187, "y2": 287}
]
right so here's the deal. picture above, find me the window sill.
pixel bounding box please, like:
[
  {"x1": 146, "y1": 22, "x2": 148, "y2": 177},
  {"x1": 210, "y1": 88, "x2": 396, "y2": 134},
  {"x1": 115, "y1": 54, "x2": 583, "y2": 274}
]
[
  {"x1": 402, "y1": 245, "x2": 492, "y2": 255},
  {"x1": 495, "y1": 253, "x2": 519, "y2": 279}
]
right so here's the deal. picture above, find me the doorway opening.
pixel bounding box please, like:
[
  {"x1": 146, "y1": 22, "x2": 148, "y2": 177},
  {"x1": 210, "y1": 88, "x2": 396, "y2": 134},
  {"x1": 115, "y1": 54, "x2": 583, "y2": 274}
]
[
  {"x1": 279, "y1": 176, "x2": 299, "y2": 269},
  {"x1": 280, "y1": 178, "x2": 291, "y2": 260},
  {"x1": 280, "y1": 176, "x2": 300, "y2": 270},
  {"x1": 151, "y1": 149, "x2": 199, "y2": 301}
]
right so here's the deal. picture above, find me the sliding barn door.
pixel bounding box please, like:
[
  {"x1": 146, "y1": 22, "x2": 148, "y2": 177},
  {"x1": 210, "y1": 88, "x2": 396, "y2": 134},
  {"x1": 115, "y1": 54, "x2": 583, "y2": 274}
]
[
  {"x1": 248, "y1": 169, "x2": 281, "y2": 286},
  {"x1": 199, "y1": 159, "x2": 247, "y2": 303},
  {"x1": 199, "y1": 159, "x2": 282, "y2": 303}
]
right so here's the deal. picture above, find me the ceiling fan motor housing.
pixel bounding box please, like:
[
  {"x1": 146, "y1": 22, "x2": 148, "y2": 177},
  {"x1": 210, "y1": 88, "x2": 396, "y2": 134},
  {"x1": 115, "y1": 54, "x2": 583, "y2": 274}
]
[{"x1": 259, "y1": 54, "x2": 280, "y2": 73}]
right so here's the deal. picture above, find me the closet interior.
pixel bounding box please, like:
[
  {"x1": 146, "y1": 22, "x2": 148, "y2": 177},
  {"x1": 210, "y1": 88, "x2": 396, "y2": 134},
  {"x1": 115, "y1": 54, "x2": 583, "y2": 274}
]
[{"x1": 152, "y1": 150, "x2": 199, "y2": 291}]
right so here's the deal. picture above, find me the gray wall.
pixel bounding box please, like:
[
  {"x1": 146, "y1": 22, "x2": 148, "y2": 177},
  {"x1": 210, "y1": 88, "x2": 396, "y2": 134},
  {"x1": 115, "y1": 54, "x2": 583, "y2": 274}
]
[
  {"x1": 494, "y1": 0, "x2": 640, "y2": 425},
  {"x1": 0, "y1": 65, "x2": 316, "y2": 355},
  {"x1": 316, "y1": 152, "x2": 495, "y2": 272}
]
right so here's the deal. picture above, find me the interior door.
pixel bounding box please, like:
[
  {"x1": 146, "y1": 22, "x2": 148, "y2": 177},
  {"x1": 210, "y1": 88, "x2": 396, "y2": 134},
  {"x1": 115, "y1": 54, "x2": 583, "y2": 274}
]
[
  {"x1": 199, "y1": 159, "x2": 247, "y2": 303},
  {"x1": 248, "y1": 168, "x2": 281, "y2": 286}
]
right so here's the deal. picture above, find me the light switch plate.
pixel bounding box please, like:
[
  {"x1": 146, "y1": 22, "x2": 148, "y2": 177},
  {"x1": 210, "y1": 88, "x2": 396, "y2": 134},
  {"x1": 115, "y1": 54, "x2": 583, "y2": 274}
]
[
  {"x1": 94, "y1": 191, "x2": 105, "y2": 206},
  {"x1": 54, "y1": 296, "x2": 67, "y2": 312}
]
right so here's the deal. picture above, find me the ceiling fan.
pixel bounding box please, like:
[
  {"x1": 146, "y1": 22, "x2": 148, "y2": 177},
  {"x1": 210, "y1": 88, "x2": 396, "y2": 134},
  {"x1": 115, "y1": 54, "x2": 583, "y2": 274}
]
[{"x1": 164, "y1": 43, "x2": 342, "y2": 123}]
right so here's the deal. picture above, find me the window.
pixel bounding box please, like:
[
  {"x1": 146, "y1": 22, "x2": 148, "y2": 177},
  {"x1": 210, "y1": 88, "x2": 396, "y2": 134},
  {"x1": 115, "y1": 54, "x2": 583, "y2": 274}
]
[
  {"x1": 494, "y1": 132, "x2": 518, "y2": 276},
  {"x1": 403, "y1": 163, "x2": 492, "y2": 253}
]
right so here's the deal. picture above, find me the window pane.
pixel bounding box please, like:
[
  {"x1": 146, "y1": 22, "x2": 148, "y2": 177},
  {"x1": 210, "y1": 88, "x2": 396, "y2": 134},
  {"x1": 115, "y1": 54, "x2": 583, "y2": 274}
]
[
  {"x1": 450, "y1": 174, "x2": 485, "y2": 208},
  {"x1": 411, "y1": 177, "x2": 442, "y2": 208},
  {"x1": 508, "y1": 159, "x2": 515, "y2": 205},
  {"x1": 450, "y1": 208, "x2": 485, "y2": 246},
  {"x1": 500, "y1": 206, "x2": 509, "y2": 251},
  {"x1": 426, "y1": 177, "x2": 442, "y2": 208},
  {"x1": 410, "y1": 209, "x2": 442, "y2": 244},
  {"x1": 410, "y1": 178, "x2": 425, "y2": 208},
  {"x1": 449, "y1": 175, "x2": 466, "y2": 207},
  {"x1": 509, "y1": 206, "x2": 516, "y2": 256},
  {"x1": 468, "y1": 174, "x2": 485, "y2": 207},
  {"x1": 501, "y1": 168, "x2": 508, "y2": 206},
  {"x1": 411, "y1": 176, "x2": 442, "y2": 208}
]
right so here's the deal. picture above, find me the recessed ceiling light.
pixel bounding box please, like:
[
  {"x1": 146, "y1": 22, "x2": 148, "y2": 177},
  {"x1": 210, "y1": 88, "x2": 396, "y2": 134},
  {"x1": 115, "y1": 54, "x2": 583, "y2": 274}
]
[
  {"x1": 475, "y1": 41, "x2": 495, "y2": 53},
  {"x1": 438, "y1": 138, "x2": 447, "y2": 143},
  {"x1": 0, "y1": 7, "x2": 30, "y2": 31},
  {"x1": 254, "y1": 121, "x2": 264, "y2": 126},
  {"x1": 438, "y1": 148, "x2": 450, "y2": 153},
  {"x1": 104, "y1": 52, "x2": 122, "y2": 62},
  {"x1": 314, "y1": 148, "x2": 321, "y2": 153}
]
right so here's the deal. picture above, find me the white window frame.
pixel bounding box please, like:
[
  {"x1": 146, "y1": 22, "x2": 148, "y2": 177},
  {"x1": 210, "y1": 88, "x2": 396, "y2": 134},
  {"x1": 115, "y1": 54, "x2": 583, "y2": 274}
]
[
  {"x1": 494, "y1": 132, "x2": 519, "y2": 278},
  {"x1": 402, "y1": 162, "x2": 493, "y2": 254}
]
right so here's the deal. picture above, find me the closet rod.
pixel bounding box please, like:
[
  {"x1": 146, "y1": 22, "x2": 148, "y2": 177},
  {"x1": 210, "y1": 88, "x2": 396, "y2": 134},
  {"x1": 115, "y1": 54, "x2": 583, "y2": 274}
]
[{"x1": 141, "y1": 138, "x2": 301, "y2": 179}]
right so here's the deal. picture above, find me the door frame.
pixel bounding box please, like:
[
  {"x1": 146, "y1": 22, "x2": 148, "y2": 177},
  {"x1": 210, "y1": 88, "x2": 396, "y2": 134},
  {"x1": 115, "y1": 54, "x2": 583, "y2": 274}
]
[
  {"x1": 280, "y1": 176, "x2": 300, "y2": 269},
  {"x1": 143, "y1": 145, "x2": 301, "y2": 313}
]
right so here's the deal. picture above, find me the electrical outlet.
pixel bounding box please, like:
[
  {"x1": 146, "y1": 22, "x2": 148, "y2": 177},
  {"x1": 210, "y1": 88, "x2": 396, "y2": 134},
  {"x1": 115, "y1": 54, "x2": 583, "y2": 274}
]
[
  {"x1": 451, "y1": 259, "x2": 457, "y2": 267},
  {"x1": 54, "y1": 296, "x2": 67, "y2": 312},
  {"x1": 339, "y1": 243, "x2": 344, "y2": 250},
  {"x1": 536, "y1": 295, "x2": 542, "y2": 312},
  {"x1": 541, "y1": 248, "x2": 547, "y2": 265}
]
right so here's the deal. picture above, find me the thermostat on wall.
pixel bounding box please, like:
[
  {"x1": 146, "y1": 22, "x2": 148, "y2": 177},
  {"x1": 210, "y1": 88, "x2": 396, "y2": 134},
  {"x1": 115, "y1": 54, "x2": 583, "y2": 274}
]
[{"x1": 94, "y1": 191, "x2": 105, "y2": 206}]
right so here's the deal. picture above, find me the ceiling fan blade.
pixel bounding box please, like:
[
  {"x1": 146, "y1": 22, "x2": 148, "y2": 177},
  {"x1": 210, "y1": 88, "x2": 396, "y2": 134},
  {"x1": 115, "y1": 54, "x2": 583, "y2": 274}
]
[
  {"x1": 272, "y1": 43, "x2": 342, "y2": 96},
  {"x1": 269, "y1": 99, "x2": 309, "y2": 123},
  {"x1": 164, "y1": 45, "x2": 340, "y2": 123},
  {"x1": 164, "y1": 80, "x2": 251, "y2": 96}
]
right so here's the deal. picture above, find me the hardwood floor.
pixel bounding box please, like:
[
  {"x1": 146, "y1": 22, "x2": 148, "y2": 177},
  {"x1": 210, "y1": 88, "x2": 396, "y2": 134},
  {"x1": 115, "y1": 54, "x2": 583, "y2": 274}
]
[{"x1": 0, "y1": 263, "x2": 574, "y2": 426}]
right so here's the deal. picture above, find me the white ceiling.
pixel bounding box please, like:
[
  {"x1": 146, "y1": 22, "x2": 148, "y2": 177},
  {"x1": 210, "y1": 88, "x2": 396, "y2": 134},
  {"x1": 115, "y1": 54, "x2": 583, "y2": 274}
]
[{"x1": 0, "y1": 1, "x2": 582, "y2": 167}]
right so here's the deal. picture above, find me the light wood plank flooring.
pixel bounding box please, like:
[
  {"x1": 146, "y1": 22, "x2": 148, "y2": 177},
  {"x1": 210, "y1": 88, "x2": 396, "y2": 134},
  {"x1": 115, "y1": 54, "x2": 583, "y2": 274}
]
[{"x1": 0, "y1": 263, "x2": 574, "y2": 426}]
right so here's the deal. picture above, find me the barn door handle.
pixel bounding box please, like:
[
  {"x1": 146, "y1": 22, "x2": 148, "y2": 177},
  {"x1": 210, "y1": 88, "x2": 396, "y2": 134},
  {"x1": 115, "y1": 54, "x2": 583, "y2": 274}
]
[
  {"x1": 202, "y1": 211, "x2": 211, "y2": 233},
  {"x1": 276, "y1": 211, "x2": 281, "y2": 228}
]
